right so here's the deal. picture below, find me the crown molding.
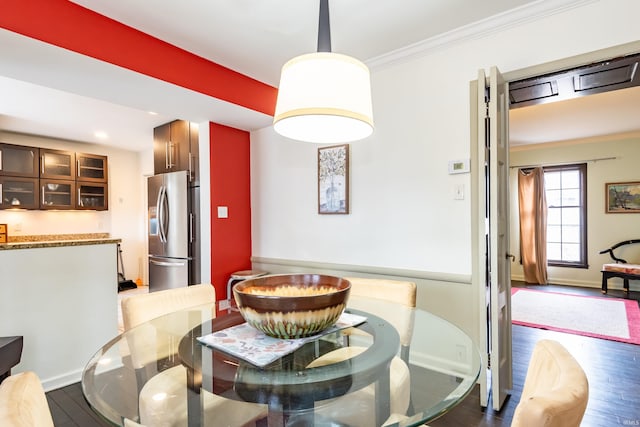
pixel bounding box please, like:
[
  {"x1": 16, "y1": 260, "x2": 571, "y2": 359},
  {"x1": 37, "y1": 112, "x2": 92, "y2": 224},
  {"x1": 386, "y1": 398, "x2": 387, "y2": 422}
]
[{"x1": 366, "y1": 0, "x2": 598, "y2": 71}]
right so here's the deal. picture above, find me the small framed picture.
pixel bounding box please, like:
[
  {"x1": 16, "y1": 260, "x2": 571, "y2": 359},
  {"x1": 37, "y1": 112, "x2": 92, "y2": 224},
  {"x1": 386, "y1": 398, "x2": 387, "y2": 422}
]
[
  {"x1": 318, "y1": 144, "x2": 349, "y2": 214},
  {"x1": 606, "y1": 181, "x2": 640, "y2": 213}
]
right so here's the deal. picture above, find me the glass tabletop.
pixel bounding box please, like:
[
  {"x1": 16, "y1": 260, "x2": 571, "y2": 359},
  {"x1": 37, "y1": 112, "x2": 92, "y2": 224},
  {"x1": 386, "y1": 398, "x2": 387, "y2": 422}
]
[{"x1": 82, "y1": 296, "x2": 481, "y2": 427}]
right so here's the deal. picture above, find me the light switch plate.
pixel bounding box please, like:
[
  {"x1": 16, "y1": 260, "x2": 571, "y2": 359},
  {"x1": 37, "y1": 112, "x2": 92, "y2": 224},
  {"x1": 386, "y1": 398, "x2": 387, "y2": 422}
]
[{"x1": 217, "y1": 206, "x2": 228, "y2": 218}]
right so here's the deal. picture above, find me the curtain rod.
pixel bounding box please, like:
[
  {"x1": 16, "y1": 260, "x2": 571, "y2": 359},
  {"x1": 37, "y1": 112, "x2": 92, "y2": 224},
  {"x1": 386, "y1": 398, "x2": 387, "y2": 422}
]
[{"x1": 510, "y1": 156, "x2": 617, "y2": 169}]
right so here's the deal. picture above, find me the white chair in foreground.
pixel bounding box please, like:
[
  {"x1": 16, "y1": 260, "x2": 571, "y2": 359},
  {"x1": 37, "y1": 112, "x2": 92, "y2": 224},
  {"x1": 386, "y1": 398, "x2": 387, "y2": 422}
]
[
  {"x1": 308, "y1": 277, "x2": 417, "y2": 426},
  {"x1": 0, "y1": 371, "x2": 54, "y2": 427},
  {"x1": 122, "y1": 284, "x2": 267, "y2": 427},
  {"x1": 511, "y1": 339, "x2": 589, "y2": 427}
]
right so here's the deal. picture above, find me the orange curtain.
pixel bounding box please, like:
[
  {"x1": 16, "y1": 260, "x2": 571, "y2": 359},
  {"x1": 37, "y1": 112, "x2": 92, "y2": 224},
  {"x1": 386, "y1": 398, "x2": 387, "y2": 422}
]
[{"x1": 518, "y1": 167, "x2": 548, "y2": 284}]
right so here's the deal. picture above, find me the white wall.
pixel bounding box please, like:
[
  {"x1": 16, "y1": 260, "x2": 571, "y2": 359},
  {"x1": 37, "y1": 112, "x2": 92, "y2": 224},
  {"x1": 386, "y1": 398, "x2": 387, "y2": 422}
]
[
  {"x1": 509, "y1": 134, "x2": 640, "y2": 290},
  {"x1": 0, "y1": 131, "x2": 149, "y2": 283},
  {"x1": 0, "y1": 243, "x2": 118, "y2": 390},
  {"x1": 251, "y1": 0, "x2": 640, "y2": 340}
]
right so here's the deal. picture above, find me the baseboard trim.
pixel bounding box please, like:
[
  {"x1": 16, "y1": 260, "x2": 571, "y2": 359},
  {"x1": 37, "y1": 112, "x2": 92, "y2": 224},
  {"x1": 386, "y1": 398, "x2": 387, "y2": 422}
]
[{"x1": 41, "y1": 369, "x2": 82, "y2": 392}]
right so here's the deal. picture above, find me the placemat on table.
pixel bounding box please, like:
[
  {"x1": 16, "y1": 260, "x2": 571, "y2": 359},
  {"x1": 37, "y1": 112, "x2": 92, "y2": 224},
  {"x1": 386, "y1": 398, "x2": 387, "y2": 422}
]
[{"x1": 197, "y1": 312, "x2": 366, "y2": 367}]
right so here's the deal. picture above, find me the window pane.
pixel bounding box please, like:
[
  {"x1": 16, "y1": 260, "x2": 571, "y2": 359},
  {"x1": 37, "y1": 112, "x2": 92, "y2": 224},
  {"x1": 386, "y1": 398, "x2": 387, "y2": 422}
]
[
  {"x1": 547, "y1": 225, "x2": 562, "y2": 242},
  {"x1": 546, "y1": 189, "x2": 561, "y2": 207},
  {"x1": 545, "y1": 172, "x2": 561, "y2": 190},
  {"x1": 548, "y1": 243, "x2": 561, "y2": 260},
  {"x1": 562, "y1": 189, "x2": 580, "y2": 206},
  {"x1": 562, "y1": 243, "x2": 581, "y2": 262},
  {"x1": 547, "y1": 208, "x2": 561, "y2": 225},
  {"x1": 562, "y1": 207, "x2": 581, "y2": 225},
  {"x1": 542, "y1": 164, "x2": 586, "y2": 267},
  {"x1": 561, "y1": 170, "x2": 580, "y2": 188},
  {"x1": 562, "y1": 225, "x2": 581, "y2": 243}
]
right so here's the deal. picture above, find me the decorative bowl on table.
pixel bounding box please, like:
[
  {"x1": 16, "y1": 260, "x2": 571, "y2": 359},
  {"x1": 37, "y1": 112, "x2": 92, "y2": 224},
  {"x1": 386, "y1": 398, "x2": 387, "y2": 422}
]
[{"x1": 233, "y1": 274, "x2": 351, "y2": 339}]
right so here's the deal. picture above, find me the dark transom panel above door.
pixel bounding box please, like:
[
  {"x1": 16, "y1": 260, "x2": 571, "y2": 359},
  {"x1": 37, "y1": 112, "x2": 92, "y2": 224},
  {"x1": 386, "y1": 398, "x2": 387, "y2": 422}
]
[{"x1": 509, "y1": 53, "x2": 640, "y2": 109}]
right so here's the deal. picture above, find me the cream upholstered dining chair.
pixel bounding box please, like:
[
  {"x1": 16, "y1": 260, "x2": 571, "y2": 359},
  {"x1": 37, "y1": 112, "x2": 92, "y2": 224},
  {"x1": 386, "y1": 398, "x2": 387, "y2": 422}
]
[
  {"x1": 121, "y1": 283, "x2": 216, "y2": 331},
  {"x1": 0, "y1": 371, "x2": 55, "y2": 427},
  {"x1": 121, "y1": 284, "x2": 267, "y2": 427},
  {"x1": 511, "y1": 339, "x2": 589, "y2": 427},
  {"x1": 307, "y1": 277, "x2": 417, "y2": 426}
]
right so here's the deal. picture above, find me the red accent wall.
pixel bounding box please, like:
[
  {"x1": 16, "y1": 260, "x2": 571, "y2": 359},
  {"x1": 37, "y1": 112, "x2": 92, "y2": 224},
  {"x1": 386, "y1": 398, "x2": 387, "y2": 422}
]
[
  {"x1": 0, "y1": 0, "x2": 277, "y2": 116},
  {"x1": 209, "y1": 123, "x2": 252, "y2": 298}
]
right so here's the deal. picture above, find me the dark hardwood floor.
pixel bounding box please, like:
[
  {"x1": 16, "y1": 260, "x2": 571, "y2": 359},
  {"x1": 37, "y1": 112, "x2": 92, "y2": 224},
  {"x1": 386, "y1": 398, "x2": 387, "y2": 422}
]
[{"x1": 47, "y1": 283, "x2": 640, "y2": 426}]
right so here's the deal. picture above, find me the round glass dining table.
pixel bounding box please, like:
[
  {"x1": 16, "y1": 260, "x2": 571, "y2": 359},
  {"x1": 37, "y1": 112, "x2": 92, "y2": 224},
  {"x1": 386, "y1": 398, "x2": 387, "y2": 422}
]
[{"x1": 82, "y1": 296, "x2": 481, "y2": 427}]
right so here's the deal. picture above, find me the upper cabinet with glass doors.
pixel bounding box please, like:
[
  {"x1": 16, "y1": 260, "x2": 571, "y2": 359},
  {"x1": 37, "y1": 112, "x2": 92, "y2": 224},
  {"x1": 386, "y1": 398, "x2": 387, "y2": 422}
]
[
  {"x1": 0, "y1": 142, "x2": 109, "y2": 211},
  {"x1": 0, "y1": 176, "x2": 38, "y2": 209},
  {"x1": 76, "y1": 153, "x2": 108, "y2": 183},
  {"x1": 40, "y1": 149, "x2": 75, "y2": 180},
  {"x1": 0, "y1": 143, "x2": 40, "y2": 178}
]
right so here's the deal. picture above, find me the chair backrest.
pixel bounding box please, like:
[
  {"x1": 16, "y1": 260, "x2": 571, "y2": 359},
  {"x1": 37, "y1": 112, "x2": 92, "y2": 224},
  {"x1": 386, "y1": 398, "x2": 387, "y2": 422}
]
[
  {"x1": 0, "y1": 371, "x2": 55, "y2": 427},
  {"x1": 343, "y1": 277, "x2": 416, "y2": 307},
  {"x1": 343, "y1": 277, "x2": 416, "y2": 346},
  {"x1": 121, "y1": 284, "x2": 216, "y2": 369},
  {"x1": 121, "y1": 284, "x2": 216, "y2": 331},
  {"x1": 511, "y1": 339, "x2": 589, "y2": 427}
]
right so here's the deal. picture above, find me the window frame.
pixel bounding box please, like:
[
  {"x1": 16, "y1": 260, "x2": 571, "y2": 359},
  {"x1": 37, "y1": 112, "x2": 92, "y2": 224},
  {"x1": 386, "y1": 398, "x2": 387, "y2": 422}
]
[{"x1": 543, "y1": 163, "x2": 588, "y2": 269}]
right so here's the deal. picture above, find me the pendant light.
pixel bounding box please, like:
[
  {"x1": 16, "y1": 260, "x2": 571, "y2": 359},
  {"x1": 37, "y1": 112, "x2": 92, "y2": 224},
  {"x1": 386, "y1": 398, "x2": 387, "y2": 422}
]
[{"x1": 273, "y1": 0, "x2": 374, "y2": 143}]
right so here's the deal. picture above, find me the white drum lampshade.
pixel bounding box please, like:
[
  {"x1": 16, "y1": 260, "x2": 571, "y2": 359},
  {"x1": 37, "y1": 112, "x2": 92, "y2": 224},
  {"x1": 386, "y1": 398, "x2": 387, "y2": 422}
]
[{"x1": 273, "y1": 52, "x2": 374, "y2": 143}]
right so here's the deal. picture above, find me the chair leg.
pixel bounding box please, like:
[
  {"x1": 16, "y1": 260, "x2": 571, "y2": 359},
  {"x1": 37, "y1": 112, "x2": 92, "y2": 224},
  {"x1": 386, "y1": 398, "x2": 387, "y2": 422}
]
[
  {"x1": 601, "y1": 273, "x2": 608, "y2": 294},
  {"x1": 624, "y1": 278, "x2": 630, "y2": 293}
]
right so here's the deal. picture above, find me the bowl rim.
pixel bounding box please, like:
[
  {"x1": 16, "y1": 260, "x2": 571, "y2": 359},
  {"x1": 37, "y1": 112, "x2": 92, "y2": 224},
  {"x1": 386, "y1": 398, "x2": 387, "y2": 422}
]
[
  {"x1": 233, "y1": 273, "x2": 351, "y2": 300},
  {"x1": 233, "y1": 274, "x2": 351, "y2": 313}
]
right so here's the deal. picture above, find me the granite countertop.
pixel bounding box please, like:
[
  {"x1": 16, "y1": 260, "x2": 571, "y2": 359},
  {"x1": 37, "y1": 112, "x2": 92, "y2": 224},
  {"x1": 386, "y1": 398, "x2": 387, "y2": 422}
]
[{"x1": 0, "y1": 233, "x2": 121, "y2": 250}]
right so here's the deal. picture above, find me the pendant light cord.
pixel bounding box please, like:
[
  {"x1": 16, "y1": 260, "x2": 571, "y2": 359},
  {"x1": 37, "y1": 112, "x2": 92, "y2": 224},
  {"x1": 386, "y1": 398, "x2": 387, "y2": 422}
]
[{"x1": 317, "y1": 0, "x2": 331, "y2": 52}]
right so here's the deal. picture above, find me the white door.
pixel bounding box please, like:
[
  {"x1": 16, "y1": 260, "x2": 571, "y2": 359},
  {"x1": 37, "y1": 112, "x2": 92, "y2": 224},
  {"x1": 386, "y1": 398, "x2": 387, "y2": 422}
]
[{"x1": 476, "y1": 66, "x2": 513, "y2": 411}]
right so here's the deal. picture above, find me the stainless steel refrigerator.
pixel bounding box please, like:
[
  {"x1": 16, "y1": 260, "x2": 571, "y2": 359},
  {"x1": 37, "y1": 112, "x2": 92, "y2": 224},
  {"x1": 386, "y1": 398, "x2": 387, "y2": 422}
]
[{"x1": 148, "y1": 170, "x2": 200, "y2": 292}]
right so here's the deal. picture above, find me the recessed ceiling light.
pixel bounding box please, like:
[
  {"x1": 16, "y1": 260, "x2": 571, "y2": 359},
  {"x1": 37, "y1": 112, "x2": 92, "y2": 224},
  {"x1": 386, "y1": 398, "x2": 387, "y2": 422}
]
[
  {"x1": 148, "y1": 111, "x2": 158, "y2": 115},
  {"x1": 94, "y1": 131, "x2": 108, "y2": 139}
]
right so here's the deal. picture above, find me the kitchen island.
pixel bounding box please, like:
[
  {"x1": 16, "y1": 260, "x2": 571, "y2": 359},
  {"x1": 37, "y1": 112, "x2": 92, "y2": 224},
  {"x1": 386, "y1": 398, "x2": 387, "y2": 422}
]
[{"x1": 0, "y1": 234, "x2": 120, "y2": 390}]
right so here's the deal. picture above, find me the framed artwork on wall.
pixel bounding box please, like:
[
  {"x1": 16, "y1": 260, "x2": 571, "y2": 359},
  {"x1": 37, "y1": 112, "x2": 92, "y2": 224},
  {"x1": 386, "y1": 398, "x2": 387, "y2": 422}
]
[
  {"x1": 318, "y1": 144, "x2": 349, "y2": 214},
  {"x1": 606, "y1": 181, "x2": 640, "y2": 213}
]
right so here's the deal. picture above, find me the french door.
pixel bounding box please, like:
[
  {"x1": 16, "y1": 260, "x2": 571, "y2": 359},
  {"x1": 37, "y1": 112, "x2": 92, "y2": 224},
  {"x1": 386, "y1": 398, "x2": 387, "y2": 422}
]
[{"x1": 474, "y1": 66, "x2": 513, "y2": 410}]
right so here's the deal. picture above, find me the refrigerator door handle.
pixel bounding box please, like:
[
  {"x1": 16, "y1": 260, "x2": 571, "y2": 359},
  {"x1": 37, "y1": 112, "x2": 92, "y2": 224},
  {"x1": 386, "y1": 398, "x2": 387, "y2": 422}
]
[
  {"x1": 157, "y1": 185, "x2": 167, "y2": 243},
  {"x1": 189, "y1": 212, "x2": 194, "y2": 243},
  {"x1": 149, "y1": 258, "x2": 187, "y2": 267}
]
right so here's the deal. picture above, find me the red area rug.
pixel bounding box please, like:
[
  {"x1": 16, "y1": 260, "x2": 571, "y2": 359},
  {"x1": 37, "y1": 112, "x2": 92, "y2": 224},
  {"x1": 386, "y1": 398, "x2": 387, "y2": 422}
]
[{"x1": 511, "y1": 288, "x2": 640, "y2": 345}]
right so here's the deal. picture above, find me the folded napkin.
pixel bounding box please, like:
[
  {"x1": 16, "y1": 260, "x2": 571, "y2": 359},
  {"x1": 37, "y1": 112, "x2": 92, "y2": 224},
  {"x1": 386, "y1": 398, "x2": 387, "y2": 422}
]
[{"x1": 197, "y1": 312, "x2": 366, "y2": 367}]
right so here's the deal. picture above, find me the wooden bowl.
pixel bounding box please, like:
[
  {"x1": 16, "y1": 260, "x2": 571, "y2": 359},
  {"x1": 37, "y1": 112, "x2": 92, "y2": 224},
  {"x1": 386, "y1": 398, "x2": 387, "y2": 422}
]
[{"x1": 233, "y1": 274, "x2": 351, "y2": 339}]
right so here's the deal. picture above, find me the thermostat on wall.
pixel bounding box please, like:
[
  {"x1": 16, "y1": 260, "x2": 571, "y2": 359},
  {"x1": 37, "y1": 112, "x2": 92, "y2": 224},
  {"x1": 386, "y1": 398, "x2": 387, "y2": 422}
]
[{"x1": 448, "y1": 159, "x2": 470, "y2": 174}]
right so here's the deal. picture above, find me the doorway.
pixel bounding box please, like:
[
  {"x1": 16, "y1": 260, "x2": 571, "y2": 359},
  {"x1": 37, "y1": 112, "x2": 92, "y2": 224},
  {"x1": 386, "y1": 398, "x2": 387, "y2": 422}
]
[
  {"x1": 504, "y1": 45, "x2": 640, "y2": 290},
  {"x1": 471, "y1": 40, "x2": 640, "y2": 411}
]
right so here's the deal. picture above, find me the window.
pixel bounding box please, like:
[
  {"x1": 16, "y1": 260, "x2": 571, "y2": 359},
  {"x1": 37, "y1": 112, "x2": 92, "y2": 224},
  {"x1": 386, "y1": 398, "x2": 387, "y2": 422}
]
[{"x1": 544, "y1": 164, "x2": 587, "y2": 268}]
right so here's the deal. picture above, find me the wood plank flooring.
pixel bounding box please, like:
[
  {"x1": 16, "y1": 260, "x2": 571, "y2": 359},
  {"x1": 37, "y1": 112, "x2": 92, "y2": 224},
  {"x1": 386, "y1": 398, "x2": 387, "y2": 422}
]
[{"x1": 46, "y1": 283, "x2": 640, "y2": 426}]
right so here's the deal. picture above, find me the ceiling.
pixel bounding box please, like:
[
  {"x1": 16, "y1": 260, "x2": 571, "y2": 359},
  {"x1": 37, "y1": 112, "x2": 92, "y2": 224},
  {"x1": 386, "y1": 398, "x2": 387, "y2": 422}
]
[{"x1": 1, "y1": 0, "x2": 639, "y2": 152}]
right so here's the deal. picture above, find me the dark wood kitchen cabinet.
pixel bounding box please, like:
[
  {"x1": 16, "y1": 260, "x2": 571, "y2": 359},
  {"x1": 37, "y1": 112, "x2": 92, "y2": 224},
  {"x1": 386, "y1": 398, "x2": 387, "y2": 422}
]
[
  {"x1": 76, "y1": 153, "x2": 108, "y2": 210},
  {"x1": 40, "y1": 149, "x2": 75, "y2": 180},
  {"x1": 76, "y1": 182, "x2": 108, "y2": 210},
  {"x1": 76, "y1": 153, "x2": 108, "y2": 183},
  {"x1": 153, "y1": 120, "x2": 199, "y2": 185},
  {"x1": 40, "y1": 179, "x2": 75, "y2": 210},
  {"x1": 0, "y1": 143, "x2": 39, "y2": 178},
  {"x1": 0, "y1": 143, "x2": 109, "y2": 210},
  {"x1": 0, "y1": 176, "x2": 38, "y2": 209}
]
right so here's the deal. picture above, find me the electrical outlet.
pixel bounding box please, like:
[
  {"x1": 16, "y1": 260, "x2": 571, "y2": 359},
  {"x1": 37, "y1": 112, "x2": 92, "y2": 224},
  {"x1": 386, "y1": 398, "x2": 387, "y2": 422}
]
[{"x1": 14, "y1": 222, "x2": 22, "y2": 232}]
